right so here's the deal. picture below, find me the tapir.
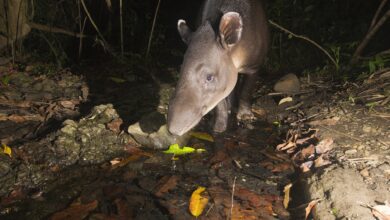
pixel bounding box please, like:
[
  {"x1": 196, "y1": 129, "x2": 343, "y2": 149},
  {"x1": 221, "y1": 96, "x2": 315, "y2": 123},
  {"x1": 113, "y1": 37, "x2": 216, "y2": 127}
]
[{"x1": 168, "y1": 0, "x2": 269, "y2": 136}]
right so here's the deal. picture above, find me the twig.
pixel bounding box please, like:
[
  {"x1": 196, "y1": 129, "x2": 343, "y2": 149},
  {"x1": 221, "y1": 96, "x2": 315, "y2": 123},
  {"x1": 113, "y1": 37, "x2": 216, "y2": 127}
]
[
  {"x1": 230, "y1": 176, "x2": 237, "y2": 220},
  {"x1": 369, "y1": 0, "x2": 388, "y2": 31},
  {"x1": 120, "y1": 0, "x2": 124, "y2": 57},
  {"x1": 80, "y1": 0, "x2": 109, "y2": 49},
  {"x1": 28, "y1": 22, "x2": 86, "y2": 38},
  {"x1": 146, "y1": 0, "x2": 161, "y2": 58},
  {"x1": 350, "y1": 7, "x2": 390, "y2": 65},
  {"x1": 268, "y1": 20, "x2": 338, "y2": 69}
]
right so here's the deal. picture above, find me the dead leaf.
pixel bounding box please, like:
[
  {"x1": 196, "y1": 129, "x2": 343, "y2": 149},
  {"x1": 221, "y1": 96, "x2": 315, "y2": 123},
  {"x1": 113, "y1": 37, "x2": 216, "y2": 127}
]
[
  {"x1": 7, "y1": 114, "x2": 26, "y2": 123},
  {"x1": 49, "y1": 200, "x2": 98, "y2": 220},
  {"x1": 372, "y1": 203, "x2": 390, "y2": 220},
  {"x1": 276, "y1": 141, "x2": 296, "y2": 151},
  {"x1": 293, "y1": 145, "x2": 315, "y2": 163},
  {"x1": 189, "y1": 186, "x2": 209, "y2": 217},
  {"x1": 231, "y1": 205, "x2": 258, "y2": 220},
  {"x1": 107, "y1": 118, "x2": 123, "y2": 133},
  {"x1": 301, "y1": 161, "x2": 313, "y2": 173},
  {"x1": 154, "y1": 175, "x2": 180, "y2": 197},
  {"x1": 279, "y1": 97, "x2": 293, "y2": 105},
  {"x1": 305, "y1": 199, "x2": 321, "y2": 220},
  {"x1": 190, "y1": 131, "x2": 214, "y2": 142},
  {"x1": 271, "y1": 162, "x2": 294, "y2": 173},
  {"x1": 315, "y1": 138, "x2": 334, "y2": 154},
  {"x1": 283, "y1": 183, "x2": 292, "y2": 209},
  {"x1": 59, "y1": 100, "x2": 76, "y2": 109},
  {"x1": 314, "y1": 154, "x2": 332, "y2": 168}
]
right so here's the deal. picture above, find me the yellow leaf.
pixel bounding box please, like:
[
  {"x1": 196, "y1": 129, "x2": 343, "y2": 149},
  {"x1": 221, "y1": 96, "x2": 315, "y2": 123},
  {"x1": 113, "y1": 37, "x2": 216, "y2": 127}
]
[
  {"x1": 2, "y1": 144, "x2": 12, "y2": 157},
  {"x1": 283, "y1": 183, "x2": 292, "y2": 208},
  {"x1": 190, "y1": 132, "x2": 214, "y2": 142},
  {"x1": 189, "y1": 186, "x2": 209, "y2": 217}
]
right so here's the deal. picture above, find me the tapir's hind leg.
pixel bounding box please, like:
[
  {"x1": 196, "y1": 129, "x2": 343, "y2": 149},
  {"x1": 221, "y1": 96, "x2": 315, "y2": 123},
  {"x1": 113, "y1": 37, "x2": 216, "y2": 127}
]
[{"x1": 237, "y1": 73, "x2": 258, "y2": 121}]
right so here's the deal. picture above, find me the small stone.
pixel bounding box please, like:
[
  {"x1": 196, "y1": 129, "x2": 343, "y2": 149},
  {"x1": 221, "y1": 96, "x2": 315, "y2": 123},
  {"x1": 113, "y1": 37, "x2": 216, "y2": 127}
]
[
  {"x1": 360, "y1": 168, "x2": 370, "y2": 177},
  {"x1": 274, "y1": 73, "x2": 301, "y2": 94},
  {"x1": 345, "y1": 149, "x2": 357, "y2": 156},
  {"x1": 362, "y1": 125, "x2": 372, "y2": 133}
]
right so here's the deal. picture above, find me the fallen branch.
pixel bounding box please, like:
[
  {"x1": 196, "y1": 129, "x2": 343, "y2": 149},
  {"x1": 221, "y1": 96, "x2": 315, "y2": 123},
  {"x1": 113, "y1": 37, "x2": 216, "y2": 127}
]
[
  {"x1": 269, "y1": 19, "x2": 338, "y2": 69},
  {"x1": 350, "y1": 3, "x2": 390, "y2": 65},
  {"x1": 28, "y1": 22, "x2": 86, "y2": 38}
]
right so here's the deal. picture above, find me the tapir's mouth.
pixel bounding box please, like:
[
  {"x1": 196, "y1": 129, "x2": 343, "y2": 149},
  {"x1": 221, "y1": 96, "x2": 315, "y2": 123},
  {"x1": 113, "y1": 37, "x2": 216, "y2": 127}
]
[{"x1": 168, "y1": 113, "x2": 202, "y2": 136}]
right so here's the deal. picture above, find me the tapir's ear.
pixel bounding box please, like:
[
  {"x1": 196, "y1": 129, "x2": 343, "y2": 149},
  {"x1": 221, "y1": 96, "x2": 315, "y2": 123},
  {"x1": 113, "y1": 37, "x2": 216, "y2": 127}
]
[
  {"x1": 219, "y1": 12, "x2": 243, "y2": 49},
  {"x1": 177, "y1": 19, "x2": 192, "y2": 44}
]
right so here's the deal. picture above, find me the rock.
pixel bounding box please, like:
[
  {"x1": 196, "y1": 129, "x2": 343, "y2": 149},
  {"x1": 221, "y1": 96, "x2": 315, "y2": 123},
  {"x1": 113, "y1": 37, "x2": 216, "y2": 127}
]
[
  {"x1": 127, "y1": 111, "x2": 190, "y2": 149},
  {"x1": 273, "y1": 73, "x2": 301, "y2": 94}
]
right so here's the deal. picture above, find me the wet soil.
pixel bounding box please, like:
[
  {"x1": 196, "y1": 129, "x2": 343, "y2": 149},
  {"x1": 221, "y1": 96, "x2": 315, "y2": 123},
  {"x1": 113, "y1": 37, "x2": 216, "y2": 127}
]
[{"x1": 0, "y1": 61, "x2": 389, "y2": 219}]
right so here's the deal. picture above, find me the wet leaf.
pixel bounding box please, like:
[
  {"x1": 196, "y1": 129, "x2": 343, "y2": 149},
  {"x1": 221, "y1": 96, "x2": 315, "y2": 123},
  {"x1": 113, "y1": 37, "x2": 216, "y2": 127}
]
[
  {"x1": 108, "y1": 77, "x2": 127, "y2": 83},
  {"x1": 163, "y1": 144, "x2": 205, "y2": 155},
  {"x1": 154, "y1": 175, "x2": 180, "y2": 197},
  {"x1": 2, "y1": 144, "x2": 12, "y2": 157},
  {"x1": 372, "y1": 203, "x2": 390, "y2": 220},
  {"x1": 50, "y1": 199, "x2": 98, "y2": 220},
  {"x1": 190, "y1": 131, "x2": 214, "y2": 142},
  {"x1": 283, "y1": 183, "x2": 292, "y2": 208},
  {"x1": 189, "y1": 186, "x2": 209, "y2": 217},
  {"x1": 305, "y1": 199, "x2": 321, "y2": 220},
  {"x1": 279, "y1": 97, "x2": 293, "y2": 105}
]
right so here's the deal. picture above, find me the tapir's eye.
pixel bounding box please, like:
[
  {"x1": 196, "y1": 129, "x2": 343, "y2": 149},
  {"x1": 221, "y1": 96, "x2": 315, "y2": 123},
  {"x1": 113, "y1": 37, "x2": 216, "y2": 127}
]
[{"x1": 206, "y1": 74, "x2": 214, "y2": 82}]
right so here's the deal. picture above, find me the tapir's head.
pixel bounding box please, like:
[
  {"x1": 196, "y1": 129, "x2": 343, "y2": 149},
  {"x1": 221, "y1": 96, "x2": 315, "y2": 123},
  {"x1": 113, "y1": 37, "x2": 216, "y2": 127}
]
[{"x1": 167, "y1": 12, "x2": 243, "y2": 136}]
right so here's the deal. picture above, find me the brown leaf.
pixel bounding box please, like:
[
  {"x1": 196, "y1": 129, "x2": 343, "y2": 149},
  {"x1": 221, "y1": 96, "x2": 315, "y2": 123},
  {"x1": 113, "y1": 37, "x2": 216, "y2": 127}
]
[
  {"x1": 231, "y1": 205, "x2": 258, "y2": 220},
  {"x1": 154, "y1": 175, "x2": 180, "y2": 197},
  {"x1": 115, "y1": 198, "x2": 133, "y2": 218},
  {"x1": 49, "y1": 200, "x2": 98, "y2": 220},
  {"x1": 59, "y1": 100, "x2": 76, "y2": 109},
  {"x1": 276, "y1": 141, "x2": 296, "y2": 151},
  {"x1": 300, "y1": 161, "x2": 313, "y2": 173},
  {"x1": 1, "y1": 187, "x2": 26, "y2": 206},
  {"x1": 305, "y1": 199, "x2": 321, "y2": 220},
  {"x1": 107, "y1": 118, "x2": 123, "y2": 133},
  {"x1": 315, "y1": 138, "x2": 334, "y2": 154},
  {"x1": 314, "y1": 154, "x2": 332, "y2": 168},
  {"x1": 235, "y1": 188, "x2": 273, "y2": 212},
  {"x1": 293, "y1": 145, "x2": 315, "y2": 163},
  {"x1": 271, "y1": 162, "x2": 294, "y2": 173}
]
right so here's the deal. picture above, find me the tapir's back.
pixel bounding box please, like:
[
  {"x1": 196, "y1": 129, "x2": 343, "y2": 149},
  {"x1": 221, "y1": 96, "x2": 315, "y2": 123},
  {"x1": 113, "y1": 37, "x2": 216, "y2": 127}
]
[{"x1": 198, "y1": 0, "x2": 269, "y2": 74}]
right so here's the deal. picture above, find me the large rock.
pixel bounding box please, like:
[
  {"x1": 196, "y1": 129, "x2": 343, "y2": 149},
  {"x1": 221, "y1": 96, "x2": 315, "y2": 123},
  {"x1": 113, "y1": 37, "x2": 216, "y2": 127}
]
[
  {"x1": 128, "y1": 111, "x2": 190, "y2": 149},
  {"x1": 274, "y1": 73, "x2": 301, "y2": 94}
]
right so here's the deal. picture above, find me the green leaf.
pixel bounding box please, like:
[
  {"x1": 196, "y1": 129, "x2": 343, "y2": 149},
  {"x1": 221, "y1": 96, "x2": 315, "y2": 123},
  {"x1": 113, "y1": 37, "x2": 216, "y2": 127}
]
[
  {"x1": 108, "y1": 77, "x2": 127, "y2": 83},
  {"x1": 190, "y1": 132, "x2": 214, "y2": 142},
  {"x1": 163, "y1": 144, "x2": 196, "y2": 155}
]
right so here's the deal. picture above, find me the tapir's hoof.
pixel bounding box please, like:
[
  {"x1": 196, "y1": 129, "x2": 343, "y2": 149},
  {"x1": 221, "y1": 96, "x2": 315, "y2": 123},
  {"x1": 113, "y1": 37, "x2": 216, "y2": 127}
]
[{"x1": 237, "y1": 107, "x2": 255, "y2": 121}]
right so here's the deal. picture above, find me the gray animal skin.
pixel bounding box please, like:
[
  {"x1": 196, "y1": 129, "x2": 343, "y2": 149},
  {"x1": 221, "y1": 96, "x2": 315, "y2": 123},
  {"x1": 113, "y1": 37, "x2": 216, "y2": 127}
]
[{"x1": 168, "y1": 0, "x2": 269, "y2": 136}]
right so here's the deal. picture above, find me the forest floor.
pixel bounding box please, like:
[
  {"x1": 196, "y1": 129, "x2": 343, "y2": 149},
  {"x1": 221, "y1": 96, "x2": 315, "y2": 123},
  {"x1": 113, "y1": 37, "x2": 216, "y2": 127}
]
[{"x1": 0, "y1": 60, "x2": 389, "y2": 219}]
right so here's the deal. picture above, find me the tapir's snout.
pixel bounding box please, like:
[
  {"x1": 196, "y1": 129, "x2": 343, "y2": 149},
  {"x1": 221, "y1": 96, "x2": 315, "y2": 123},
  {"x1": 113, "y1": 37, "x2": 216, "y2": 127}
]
[{"x1": 167, "y1": 94, "x2": 204, "y2": 136}]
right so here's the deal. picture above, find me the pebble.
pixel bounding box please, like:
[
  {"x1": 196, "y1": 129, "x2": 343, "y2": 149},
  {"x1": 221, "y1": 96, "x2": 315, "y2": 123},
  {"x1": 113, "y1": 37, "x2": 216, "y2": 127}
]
[
  {"x1": 345, "y1": 149, "x2": 357, "y2": 156},
  {"x1": 362, "y1": 125, "x2": 372, "y2": 133},
  {"x1": 360, "y1": 168, "x2": 370, "y2": 177}
]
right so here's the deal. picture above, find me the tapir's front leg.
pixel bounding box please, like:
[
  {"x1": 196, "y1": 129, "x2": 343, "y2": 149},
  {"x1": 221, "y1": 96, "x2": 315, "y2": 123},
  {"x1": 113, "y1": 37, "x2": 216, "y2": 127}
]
[
  {"x1": 213, "y1": 97, "x2": 231, "y2": 133},
  {"x1": 237, "y1": 73, "x2": 258, "y2": 121}
]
